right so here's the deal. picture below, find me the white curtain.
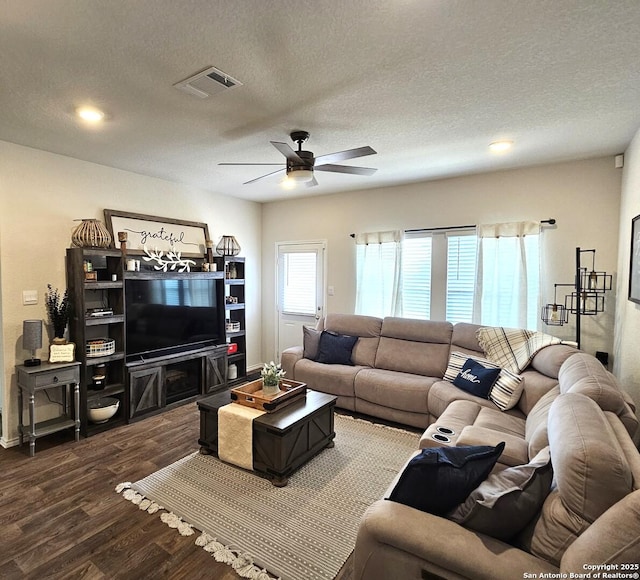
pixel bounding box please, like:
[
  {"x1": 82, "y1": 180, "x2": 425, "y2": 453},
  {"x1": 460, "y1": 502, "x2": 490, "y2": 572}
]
[
  {"x1": 355, "y1": 230, "x2": 403, "y2": 317},
  {"x1": 472, "y1": 221, "x2": 540, "y2": 329}
]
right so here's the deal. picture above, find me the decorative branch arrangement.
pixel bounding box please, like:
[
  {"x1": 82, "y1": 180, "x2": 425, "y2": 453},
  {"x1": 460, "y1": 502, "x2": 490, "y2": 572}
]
[
  {"x1": 142, "y1": 246, "x2": 196, "y2": 272},
  {"x1": 45, "y1": 284, "x2": 70, "y2": 339}
]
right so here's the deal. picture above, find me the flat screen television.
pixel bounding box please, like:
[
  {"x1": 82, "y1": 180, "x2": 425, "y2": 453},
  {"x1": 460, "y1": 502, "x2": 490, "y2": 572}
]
[{"x1": 125, "y1": 277, "x2": 224, "y2": 362}]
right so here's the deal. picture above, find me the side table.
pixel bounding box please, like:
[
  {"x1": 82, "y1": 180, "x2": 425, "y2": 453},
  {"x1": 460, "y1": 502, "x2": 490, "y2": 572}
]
[{"x1": 16, "y1": 361, "x2": 81, "y2": 456}]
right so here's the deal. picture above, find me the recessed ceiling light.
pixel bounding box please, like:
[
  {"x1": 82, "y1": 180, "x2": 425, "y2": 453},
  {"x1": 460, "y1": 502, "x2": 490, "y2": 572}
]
[
  {"x1": 76, "y1": 106, "x2": 105, "y2": 123},
  {"x1": 489, "y1": 140, "x2": 514, "y2": 153}
]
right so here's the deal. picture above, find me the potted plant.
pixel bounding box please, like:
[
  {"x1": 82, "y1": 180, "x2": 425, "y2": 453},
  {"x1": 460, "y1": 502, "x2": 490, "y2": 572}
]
[
  {"x1": 261, "y1": 361, "x2": 285, "y2": 397},
  {"x1": 46, "y1": 284, "x2": 70, "y2": 343}
]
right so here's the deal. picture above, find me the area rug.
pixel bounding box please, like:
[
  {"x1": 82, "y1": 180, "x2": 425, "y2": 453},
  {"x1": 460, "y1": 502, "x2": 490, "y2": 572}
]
[{"x1": 117, "y1": 413, "x2": 418, "y2": 580}]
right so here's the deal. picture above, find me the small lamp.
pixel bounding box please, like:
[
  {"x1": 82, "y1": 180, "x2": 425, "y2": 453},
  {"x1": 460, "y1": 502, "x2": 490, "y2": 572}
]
[
  {"x1": 23, "y1": 319, "x2": 43, "y2": 367},
  {"x1": 541, "y1": 285, "x2": 568, "y2": 326},
  {"x1": 215, "y1": 235, "x2": 241, "y2": 257},
  {"x1": 541, "y1": 303, "x2": 568, "y2": 326},
  {"x1": 565, "y1": 291, "x2": 605, "y2": 315}
]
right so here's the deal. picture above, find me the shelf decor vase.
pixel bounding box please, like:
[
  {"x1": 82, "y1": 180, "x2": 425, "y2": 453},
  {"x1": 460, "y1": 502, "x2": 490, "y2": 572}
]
[{"x1": 71, "y1": 218, "x2": 112, "y2": 248}]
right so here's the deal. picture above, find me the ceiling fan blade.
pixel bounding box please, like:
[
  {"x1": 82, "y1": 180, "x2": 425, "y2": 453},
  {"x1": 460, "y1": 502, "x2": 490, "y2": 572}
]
[
  {"x1": 315, "y1": 146, "x2": 376, "y2": 166},
  {"x1": 306, "y1": 176, "x2": 319, "y2": 188},
  {"x1": 243, "y1": 167, "x2": 285, "y2": 185},
  {"x1": 314, "y1": 164, "x2": 377, "y2": 176},
  {"x1": 219, "y1": 162, "x2": 283, "y2": 166},
  {"x1": 271, "y1": 141, "x2": 305, "y2": 163}
]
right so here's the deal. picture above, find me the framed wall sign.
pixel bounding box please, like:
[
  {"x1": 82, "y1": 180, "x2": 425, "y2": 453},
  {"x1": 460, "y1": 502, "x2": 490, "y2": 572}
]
[
  {"x1": 49, "y1": 343, "x2": 76, "y2": 363},
  {"x1": 104, "y1": 210, "x2": 210, "y2": 258},
  {"x1": 629, "y1": 214, "x2": 640, "y2": 304}
]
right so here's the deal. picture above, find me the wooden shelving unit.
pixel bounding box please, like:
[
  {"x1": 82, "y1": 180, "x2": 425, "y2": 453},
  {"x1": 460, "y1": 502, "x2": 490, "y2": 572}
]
[
  {"x1": 66, "y1": 247, "x2": 127, "y2": 436},
  {"x1": 220, "y1": 256, "x2": 246, "y2": 384}
]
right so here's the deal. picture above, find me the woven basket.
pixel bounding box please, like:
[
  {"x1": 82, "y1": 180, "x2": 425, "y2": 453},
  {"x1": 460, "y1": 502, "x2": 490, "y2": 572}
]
[
  {"x1": 71, "y1": 219, "x2": 112, "y2": 248},
  {"x1": 86, "y1": 338, "x2": 116, "y2": 358}
]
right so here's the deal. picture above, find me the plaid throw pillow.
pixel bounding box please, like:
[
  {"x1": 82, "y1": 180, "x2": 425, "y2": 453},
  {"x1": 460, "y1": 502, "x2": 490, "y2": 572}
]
[{"x1": 444, "y1": 351, "x2": 525, "y2": 411}]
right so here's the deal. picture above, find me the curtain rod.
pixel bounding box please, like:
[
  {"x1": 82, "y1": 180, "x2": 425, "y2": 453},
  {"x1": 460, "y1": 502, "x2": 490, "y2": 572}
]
[{"x1": 350, "y1": 219, "x2": 556, "y2": 238}]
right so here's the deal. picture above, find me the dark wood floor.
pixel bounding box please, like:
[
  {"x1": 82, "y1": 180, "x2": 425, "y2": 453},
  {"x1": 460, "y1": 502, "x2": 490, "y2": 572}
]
[{"x1": 0, "y1": 401, "x2": 353, "y2": 579}]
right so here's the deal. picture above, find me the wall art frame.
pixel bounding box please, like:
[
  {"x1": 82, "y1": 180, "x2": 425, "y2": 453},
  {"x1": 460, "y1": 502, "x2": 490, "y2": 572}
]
[
  {"x1": 104, "y1": 209, "x2": 210, "y2": 258},
  {"x1": 629, "y1": 213, "x2": 640, "y2": 304}
]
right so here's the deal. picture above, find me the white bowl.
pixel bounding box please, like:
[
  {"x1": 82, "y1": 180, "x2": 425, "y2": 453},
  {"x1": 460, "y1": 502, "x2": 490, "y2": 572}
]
[{"x1": 88, "y1": 397, "x2": 120, "y2": 423}]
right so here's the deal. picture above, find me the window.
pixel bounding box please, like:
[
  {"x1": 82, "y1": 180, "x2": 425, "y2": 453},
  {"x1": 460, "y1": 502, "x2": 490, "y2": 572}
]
[
  {"x1": 355, "y1": 225, "x2": 540, "y2": 329},
  {"x1": 400, "y1": 230, "x2": 477, "y2": 322},
  {"x1": 279, "y1": 251, "x2": 317, "y2": 316},
  {"x1": 446, "y1": 234, "x2": 478, "y2": 323},
  {"x1": 401, "y1": 235, "x2": 432, "y2": 319}
]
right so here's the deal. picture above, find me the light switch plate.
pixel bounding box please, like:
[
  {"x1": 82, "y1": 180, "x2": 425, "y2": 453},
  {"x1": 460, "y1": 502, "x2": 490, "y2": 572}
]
[{"x1": 22, "y1": 290, "x2": 38, "y2": 305}]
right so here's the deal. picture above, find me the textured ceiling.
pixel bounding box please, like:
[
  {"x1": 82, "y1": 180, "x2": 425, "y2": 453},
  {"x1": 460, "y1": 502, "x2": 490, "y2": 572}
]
[{"x1": 1, "y1": 1, "x2": 639, "y2": 202}]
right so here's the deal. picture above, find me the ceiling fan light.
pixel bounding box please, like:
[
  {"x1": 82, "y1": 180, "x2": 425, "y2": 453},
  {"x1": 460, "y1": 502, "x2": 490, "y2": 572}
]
[{"x1": 288, "y1": 168, "x2": 314, "y2": 183}]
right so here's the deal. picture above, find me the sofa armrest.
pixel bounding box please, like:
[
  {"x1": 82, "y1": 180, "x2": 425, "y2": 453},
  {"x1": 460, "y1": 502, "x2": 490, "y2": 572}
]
[
  {"x1": 280, "y1": 346, "x2": 304, "y2": 379},
  {"x1": 354, "y1": 500, "x2": 558, "y2": 580}
]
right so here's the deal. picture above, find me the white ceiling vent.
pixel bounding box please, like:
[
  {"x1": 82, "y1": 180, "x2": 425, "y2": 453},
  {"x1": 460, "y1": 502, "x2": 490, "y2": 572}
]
[{"x1": 173, "y1": 66, "x2": 242, "y2": 99}]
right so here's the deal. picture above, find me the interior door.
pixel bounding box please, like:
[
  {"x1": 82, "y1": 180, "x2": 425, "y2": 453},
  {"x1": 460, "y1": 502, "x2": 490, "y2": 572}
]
[{"x1": 276, "y1": 241, "x2": 326, "y2": 360}]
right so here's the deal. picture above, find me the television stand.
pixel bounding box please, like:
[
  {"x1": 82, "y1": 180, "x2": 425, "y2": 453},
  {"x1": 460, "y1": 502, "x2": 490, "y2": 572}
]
[{"x1": 128, "y1": 344, "x2": 228, "y2": 420}]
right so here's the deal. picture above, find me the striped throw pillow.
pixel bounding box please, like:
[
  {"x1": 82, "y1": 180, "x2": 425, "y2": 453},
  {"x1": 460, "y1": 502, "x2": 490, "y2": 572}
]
[{"x1": 444, "y1": 351, "x2": 525, "y2": 411}]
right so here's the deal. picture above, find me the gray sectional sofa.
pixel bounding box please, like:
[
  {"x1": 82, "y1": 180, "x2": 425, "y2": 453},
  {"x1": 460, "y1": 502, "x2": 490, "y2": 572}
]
[{"x1": 280, "y1": 313, "x2": 640, "y2": 578}]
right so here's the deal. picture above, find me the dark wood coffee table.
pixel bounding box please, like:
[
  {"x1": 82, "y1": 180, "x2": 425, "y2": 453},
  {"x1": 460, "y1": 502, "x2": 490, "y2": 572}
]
[{"x1": 198, "y1": 389, "x2": 336, "y2": 486}]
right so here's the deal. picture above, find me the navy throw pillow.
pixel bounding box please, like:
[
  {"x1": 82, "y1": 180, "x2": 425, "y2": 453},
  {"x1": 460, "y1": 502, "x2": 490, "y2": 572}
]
[
  {"x1": 315, "y1": 331, "x2": 358, "y2": 365},
  {"x1": 453, "y1": 358, "x2": 501, "y2": 399},
  {"x1": 387, "y1": 442, "x2": 505, "y2": 516}
]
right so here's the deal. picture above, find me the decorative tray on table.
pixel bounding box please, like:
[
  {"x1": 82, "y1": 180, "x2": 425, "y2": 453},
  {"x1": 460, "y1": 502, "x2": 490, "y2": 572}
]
[{"x1": 231, "y1": 379, "x2": 307, "y2": 412}]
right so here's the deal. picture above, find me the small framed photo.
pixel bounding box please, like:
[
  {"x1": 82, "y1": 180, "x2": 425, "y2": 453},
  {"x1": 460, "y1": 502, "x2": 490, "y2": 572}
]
[{"x1": 629, "y1": 214, "x2": 640, "y2": 304}]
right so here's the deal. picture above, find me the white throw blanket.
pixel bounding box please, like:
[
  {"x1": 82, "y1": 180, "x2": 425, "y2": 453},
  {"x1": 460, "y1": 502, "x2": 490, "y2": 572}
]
[
  {"x1": 477, "y1": 327, "x2": 577, "y2": 374},
  {"x1": 218, "y1": 403, "x2": 265, "y2": 470}
]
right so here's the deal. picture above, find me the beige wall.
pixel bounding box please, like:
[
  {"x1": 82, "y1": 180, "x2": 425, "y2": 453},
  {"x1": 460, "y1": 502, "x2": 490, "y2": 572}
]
[
  {"x1": 614, "y1": 127, "x2": 640, "y2": 411},
  {"x1": 0, "y1": 141, "x2": 262, "y2": 445},
  {"x1": 261, "y1": 157, "x2": 622, "y2": 363}
]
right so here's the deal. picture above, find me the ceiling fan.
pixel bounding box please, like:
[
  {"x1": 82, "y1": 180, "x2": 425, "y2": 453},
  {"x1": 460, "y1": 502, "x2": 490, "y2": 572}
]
[{"x1": 219, "y1": 131, "x2": 377, "y2": 187}]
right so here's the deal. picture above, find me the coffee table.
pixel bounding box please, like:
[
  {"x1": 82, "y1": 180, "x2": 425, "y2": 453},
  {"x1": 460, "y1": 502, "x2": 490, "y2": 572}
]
[{"x1": 198, "y1": 389, "x2": 337, "y2": 486}]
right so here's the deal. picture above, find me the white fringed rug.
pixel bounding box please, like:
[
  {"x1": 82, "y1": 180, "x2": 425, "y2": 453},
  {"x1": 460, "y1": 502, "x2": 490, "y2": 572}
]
[{"x1": 117, "y1": 413, "x2": 418, "y2": 580}]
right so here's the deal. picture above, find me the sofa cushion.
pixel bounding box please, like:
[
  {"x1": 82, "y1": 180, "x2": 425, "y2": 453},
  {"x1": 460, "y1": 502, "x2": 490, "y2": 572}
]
[
  {"x1": 473, "y1": 407, "x2": 525, "y2": 439},
  {"x1": 315, "y1": 331, "x2": 358, "y2": 365},
  {"x1": 293, "y1": 358, "x2": 361, "y2": 398},
  {"x1": 302, "y1": 326, "x2": 321, "y2": 360},
  {"x1": 529, "y1": 344, "x2": 578, "y2": 379},
  {"x1": 323, "y1": 313, "x2": 382, "y2": 367},
  {"x1": 516, "y1": 369, "x2": 560, "y2": 416},
  {"x1": 457, "y1": 426, "x2": 529, "y2": 467},
  {"x1": 387, "y1": 442, "x2": 505, "y2": 516},
  {"x1": 560, "y1": 489, "x2": 640, "y2": 573},
  {"x1": 522, "y1": 393, "x2": 633, "y2": 566},
  {"x1": 452, "y1": 358, "x2": 500, "y2": 398},
  {"x1": 448, "y1": 446, "x2": 553, "y2": 540},
  {"x1": 444, "y1": 352, "x2": 524, "y2": 411},
  {"x1": 374, "y1": 318, "x2": 452, "y2": 377},
  {"x1": 524, "y1": 386, "x2": 560, "y2": 458},
  {"x1": 355, "y1": 368, "x2": 434, "y2": 414},
  {"x1": 559, "y1": 353, "x2": 639, "y2": 437},
  {"x1": 428, "y1": 380, "x2": 514, "y2": 419},
  {"x1": 451, "y1": 322, "x2": 485, "y2": 352}
]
